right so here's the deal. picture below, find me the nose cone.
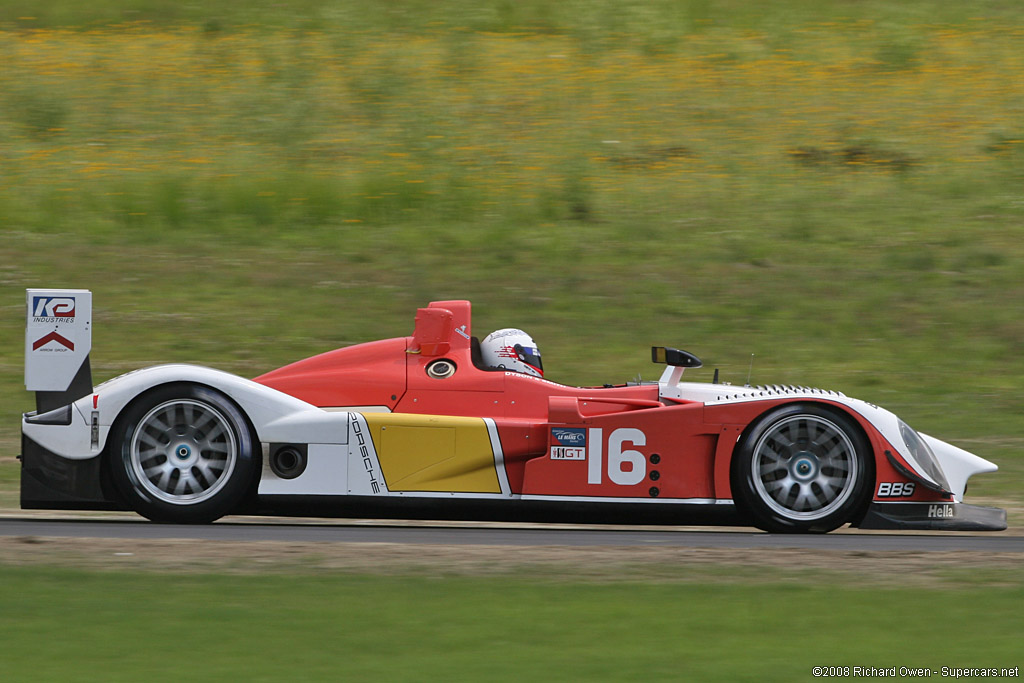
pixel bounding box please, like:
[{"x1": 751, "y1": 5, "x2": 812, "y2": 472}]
[{"x1": 919, "y1": 433, "x2": 998, "y2": 501}]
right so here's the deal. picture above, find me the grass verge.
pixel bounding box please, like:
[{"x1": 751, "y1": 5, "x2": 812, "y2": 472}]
[{"x1": 0, "y1": 563, "x2": 1021, "y2": 681}]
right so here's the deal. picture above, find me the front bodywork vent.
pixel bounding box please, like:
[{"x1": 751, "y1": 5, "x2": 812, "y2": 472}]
[{"x1": 716, "y1": 385, "x2": 846, "y2": 402}]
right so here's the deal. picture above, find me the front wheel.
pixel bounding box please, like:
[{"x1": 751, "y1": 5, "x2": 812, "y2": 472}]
[
  {"x1": 731, "y1": 404, "x2": 874, "y2": 533},
  {"x1": 109, "y1": 384, "x2": 260, "y2": 523}
]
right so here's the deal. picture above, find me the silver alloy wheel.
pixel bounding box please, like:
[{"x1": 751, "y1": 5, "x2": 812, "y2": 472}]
[
  {"x1": 751, "y1": 414, "x2": 858, "y2": 521},
  {"x1": 128, "y1": 399, "x2": 238, "y2": 505}
]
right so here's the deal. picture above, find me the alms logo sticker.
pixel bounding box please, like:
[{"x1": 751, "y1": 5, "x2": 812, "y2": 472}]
[
  {"x1": 552, "y1": 428, "x2": 586, "y2": 446},
  {"x1": 550, "y1": 427, "x2": 587, "y2": 460},
  {"x1": 31, "y1": 296, "x2": 76, "y2": 321}
]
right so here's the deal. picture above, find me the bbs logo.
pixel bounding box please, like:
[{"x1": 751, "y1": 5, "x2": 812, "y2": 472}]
[
  {"x1": 877, "y1": 482, "x2": 916, "y2": 498},
  {"x1": 32, "y1": 296, "x2": 76, "y2": 319}
]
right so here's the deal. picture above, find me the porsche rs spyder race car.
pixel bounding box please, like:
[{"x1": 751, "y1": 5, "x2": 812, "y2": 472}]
[{"x1": 20, "y1": 289, "x2": 1006, "y2": 533}]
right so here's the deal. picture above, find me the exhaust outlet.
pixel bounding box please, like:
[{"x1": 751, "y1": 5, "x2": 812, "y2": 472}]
[{"x1": 269, "y1": 444, "x2": 307, "y2": 480}]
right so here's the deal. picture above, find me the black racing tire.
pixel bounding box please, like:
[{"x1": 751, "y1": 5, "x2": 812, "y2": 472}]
[
  {"x1": 730, "y1": 403, "x2": 874, "y2": 533},
  {"x1": 108, "y1": 384, "x2": 260, "y2": 523}
]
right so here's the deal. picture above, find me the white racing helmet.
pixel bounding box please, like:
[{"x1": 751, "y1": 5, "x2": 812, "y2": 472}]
[{"x1": 480, "y1": 328, "x2": 543, "y2": 377}]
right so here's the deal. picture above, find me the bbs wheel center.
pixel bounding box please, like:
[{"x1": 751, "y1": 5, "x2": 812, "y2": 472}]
[{"x1": 791, "y1": 452, "x2": 819, "y2": 481}]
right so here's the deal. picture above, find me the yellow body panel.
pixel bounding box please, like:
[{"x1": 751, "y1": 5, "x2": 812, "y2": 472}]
[{"x1": 362, "y1": 413, "x2": 500, "y2": 493}]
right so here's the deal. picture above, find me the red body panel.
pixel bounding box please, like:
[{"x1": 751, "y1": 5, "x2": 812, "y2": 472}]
[
  {"x1": 253, "y1": 300, "x2": 949, "y2": 505},
  {"x1": 702, "y1": 398, "x2": 951, "y2": 503},
  {"x1": 254, "y1": 337, "x2": 409, "y2": 409},
  {"x1": 523, "y1": 403, "x2": 718, "y2": 499}
]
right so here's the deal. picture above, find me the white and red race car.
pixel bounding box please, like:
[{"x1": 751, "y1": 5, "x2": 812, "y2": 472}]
[{"x1": 21, "y1": 290, "x2": 1005, "y2": 532}]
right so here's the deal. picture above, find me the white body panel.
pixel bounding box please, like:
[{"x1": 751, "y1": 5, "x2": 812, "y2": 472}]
[
  {"x1": 25, "y1": 289, "x2": 92, "y2": 391},
  {"x1": 258, "y1": 444, "x2": 349, "y2": 496},
  {"x1": 23, "y1": 364, "x2": 347, "y2": 459},
  {"x1": 23, "y1": 402, "x2": 97, "y2": 461},
  {"x1": 345, "y1": 413, "x2": 388, "y2": 495},
  {"x1": 920, "y1": 433, "x2": 998, "y2": 501}
]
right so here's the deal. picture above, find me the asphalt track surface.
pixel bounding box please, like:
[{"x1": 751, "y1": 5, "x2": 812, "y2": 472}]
[{"x1": 2, "y1": 517, "x2": 1022, "y2": 552}]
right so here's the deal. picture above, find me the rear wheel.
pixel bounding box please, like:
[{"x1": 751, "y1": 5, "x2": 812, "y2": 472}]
[
  {"x1": 731, "y1": 404, "x2": 873, "y2": 533},
  {"x1": 109, "y1": 384, "x2": 259, "y2": 523}
]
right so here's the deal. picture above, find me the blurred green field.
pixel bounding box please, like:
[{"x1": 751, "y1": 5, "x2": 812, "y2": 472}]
[
  {"x1": 0, "y1": 0, "x2": 1022, "y2": 512},
  {"x1": 0, "y1": 565, "x2": 1021, "y2": 681}
]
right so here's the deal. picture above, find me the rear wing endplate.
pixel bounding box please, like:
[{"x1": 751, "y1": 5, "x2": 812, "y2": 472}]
[{"x1": 25, "y1": 289, "x2": 93, "y2": 413}]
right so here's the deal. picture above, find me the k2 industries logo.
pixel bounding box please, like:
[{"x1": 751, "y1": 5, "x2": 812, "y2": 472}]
[{"x1": 31, "y1": 296, "x2": 76, "y2": 322}]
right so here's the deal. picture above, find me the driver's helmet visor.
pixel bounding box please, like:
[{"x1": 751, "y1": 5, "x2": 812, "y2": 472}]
[{"x1": 514, "y1": 344, "x2": 543, "y2": 376}]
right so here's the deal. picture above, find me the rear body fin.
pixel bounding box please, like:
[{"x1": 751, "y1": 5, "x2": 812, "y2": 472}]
[{"x1": 25, "y1": 289, "x2": 93, "y2": 412}]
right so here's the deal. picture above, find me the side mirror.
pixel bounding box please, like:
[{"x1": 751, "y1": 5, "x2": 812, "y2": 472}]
[{"x1": 651, "y1": 346, "x2": 702, "y2": 368}]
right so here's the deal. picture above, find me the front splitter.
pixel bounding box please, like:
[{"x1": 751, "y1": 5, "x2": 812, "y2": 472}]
[{"x1": 857, "y1": 502, "x2": 1007, "y2": 531}]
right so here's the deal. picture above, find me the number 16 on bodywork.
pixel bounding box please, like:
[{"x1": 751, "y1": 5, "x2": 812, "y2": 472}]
[{"x1": 586, "y1": 427, "x2": 648, "y2": 486}]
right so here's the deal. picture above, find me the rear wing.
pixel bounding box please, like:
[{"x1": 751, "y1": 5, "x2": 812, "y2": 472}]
[{"x1": 24, "y1": 289, "x2": 93, "y2": 413}]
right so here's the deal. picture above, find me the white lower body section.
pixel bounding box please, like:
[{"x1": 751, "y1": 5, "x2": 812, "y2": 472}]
[
  {"x1": 485, "y1": 418, "x2": 512, "y2": 497},
  {"x1": 258, "y1": 414, "x2": 520, "y2": 500},
  {"x1": 257, "y1": 412, "x2": 377, "y2": 497},
  {"x1": 258, "y1": 444, "x2": 348, "y2": 495},
  {"x1": 347, "y1": 413, "x2": 388, "y2": 495}
]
